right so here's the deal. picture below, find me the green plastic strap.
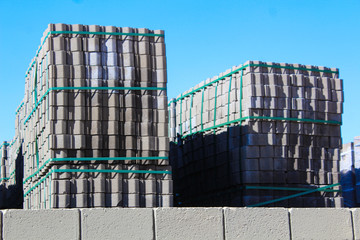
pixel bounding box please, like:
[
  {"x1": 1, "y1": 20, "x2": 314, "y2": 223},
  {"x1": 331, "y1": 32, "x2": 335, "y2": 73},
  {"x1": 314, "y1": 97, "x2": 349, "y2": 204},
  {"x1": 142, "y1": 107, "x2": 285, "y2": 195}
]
[
  {"x1": 15, "y1": 102, "x2": 24, "y2": 115},
  {"x1": 213, "y1": 82, "x2": 218, "y2": 128},
  {"x1": 189, "y1": 93, "x2": 194, "y2": 134},
  {"x1": 50, "y1": 30, "x2": 164, "y2": 37},
  {"x1": 244, "y1": 185, "x2": 340, "y2": 192},
  {"x1": 167, "y1": 98, "x2": 176, "y2": 106},
  {"x1": 172, "y1": 63, "x2": 339, "y2": 104},
  {"x1": 243, "y1": 115, "x2": 341, "y2": 125},
  {"x1": 200, "y1": 88, "x2": 205, "y2": 130},
  {"x1": 24, "y1": 168, "x2": 171, "y2": 197},
  {"x1": 0, "y1": 142, "x2": 9, "y2": 150},
  {"x1": 181, "y1": 115, "x2": 341, "y2": 139},
  {"x1": 24, "y1": 86, "x2": 167, "y2": 125},
  {"x1": 56, "y1": 168, "x2": 171, "y2": 174},
  {"x1": 52, "y1": 86, "x2": 166, "y2": 91},
  {"x1": 247, "y1": 183, "x2": 341, "y2": 207},
  {"x1": 227, "y1": 76, "x2": 232, "y2": 122},
  {"x1": 23, "y1": 156, "x2": 169, "y2": 183}
]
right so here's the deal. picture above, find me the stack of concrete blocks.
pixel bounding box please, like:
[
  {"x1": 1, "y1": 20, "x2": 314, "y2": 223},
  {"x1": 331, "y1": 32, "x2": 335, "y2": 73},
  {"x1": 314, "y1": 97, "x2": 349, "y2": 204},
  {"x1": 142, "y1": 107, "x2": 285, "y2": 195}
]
[
  {"x1": 0, "y1": 143, "x2": 9, "y2": 185},
  {"x1": 341, "y1": 136, "x2": 360, "y2": 207},
  {"x1": 0, "y1": 142, "x2": 10, "y2": 207},
  {"x1": 169, "y1": 60, "x2": 343, "y2": 207},
  {"x1": 20, "y1": 23, "x2": 172, "y2": 209}
]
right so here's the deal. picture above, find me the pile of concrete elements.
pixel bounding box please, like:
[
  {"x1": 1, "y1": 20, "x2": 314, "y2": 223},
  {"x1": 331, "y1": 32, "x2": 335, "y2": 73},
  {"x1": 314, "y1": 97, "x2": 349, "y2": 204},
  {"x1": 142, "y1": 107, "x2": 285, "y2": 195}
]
[
  {"x1": 169, "y1": 61, "x2": 344, "y2": 207},
  {"x1": 0, "y1": 138, "x2": 22, "y2": 208},
  {"x1": 12, "y1": 23, "x2": 172, "y2": 209},
  {"x1": 341, "y1": 136, "x2": 360, "y2": 207}
]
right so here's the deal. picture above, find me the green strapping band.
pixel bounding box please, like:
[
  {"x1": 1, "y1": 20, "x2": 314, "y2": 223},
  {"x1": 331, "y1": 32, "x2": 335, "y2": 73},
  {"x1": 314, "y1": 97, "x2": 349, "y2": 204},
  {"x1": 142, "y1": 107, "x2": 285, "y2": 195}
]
[
  {"x1": 244, "y1": 185, "x2": 340, "y2": 192},
  {"x1": 247, "y1": 183, "x2": 341, "y2": 207},
  {"x1": 24, "y1": 86, "x2": 167, "y2": 125},
  {"x1": 0, "y1": 169, "x2": 17, "y2": 182},
  {"x1": 181, "y1": 115, "x2": 341, "y2": 139},
  {"x1": 177, "y1": 184, "x2": 340, "y2": 204},
  {"x1": 50, "y1": 30, "x2": 164, "y2": 37},
  {"x1": 23, "y1": 156, "x2": 169, "y2": 184},
  {"x1": 171, "y1": 63, "x2": 339, "y2": 103},
  {"x1": 24, "y1": 168, "x2": 171, "y2": 197},
  {"x1": 243, "y1": 115, "x2": 341, "y2": 125},
  {"x1": 0, "y1": 142, "x2": 9, "y2": 150},
  {"x1": 15, "y1": 102, "x2": 24, "y2": 115},
  {"x1": 25, "y1": 30, "x2": 164, "y2": 76}
]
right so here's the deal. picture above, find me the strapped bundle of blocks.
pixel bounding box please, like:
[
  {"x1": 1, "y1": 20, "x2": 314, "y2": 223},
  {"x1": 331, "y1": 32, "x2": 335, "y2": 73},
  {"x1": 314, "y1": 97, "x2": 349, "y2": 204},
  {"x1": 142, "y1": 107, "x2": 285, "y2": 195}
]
[
  {"x1": 7, "y1": 23, "x2": 173, "y2": 209},
  {"x1": 169, "y1": 61, "x2": 344, "y2": 207},
  {"x1": 0, "y1": 23, "x2": 346, "y2": 209}
]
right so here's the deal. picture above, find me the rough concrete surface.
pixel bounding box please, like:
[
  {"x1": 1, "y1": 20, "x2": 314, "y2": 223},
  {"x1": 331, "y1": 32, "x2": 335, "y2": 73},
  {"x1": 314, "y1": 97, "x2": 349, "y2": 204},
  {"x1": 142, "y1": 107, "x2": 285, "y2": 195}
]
[
  {"x1": 290, "y1": 208, "x2": 353, "y2": 240},
  {"x1": 2, "y1": 209, "x2": 80, "y2": 240},
  {"x1": 81, "y1": 208, "x2": 154, "y2": 240},
  {"x1": 224, "y1": 207, "x2": 290, "y2": 239},
  {"x1": 155, "y1": 207, "x2": 223, "y2": 240}
]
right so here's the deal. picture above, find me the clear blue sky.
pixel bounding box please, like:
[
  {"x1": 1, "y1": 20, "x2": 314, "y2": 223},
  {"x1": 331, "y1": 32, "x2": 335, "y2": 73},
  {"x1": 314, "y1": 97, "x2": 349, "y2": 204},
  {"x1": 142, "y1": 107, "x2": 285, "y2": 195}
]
[{"x1": 0, "y1": 0, "x2": 359, "y2": 144}]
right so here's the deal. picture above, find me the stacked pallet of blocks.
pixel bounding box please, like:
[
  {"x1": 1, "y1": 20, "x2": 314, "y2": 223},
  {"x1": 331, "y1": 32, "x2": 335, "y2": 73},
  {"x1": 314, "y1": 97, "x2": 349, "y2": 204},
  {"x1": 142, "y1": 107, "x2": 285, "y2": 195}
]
[
  {"x1": 169, "y1": 60, "x2": 343, "y2": 207},
  {"x1": 340, "y1": 136, "x2": 360, "y2": 207},
  {"x1": 20, "y1": 23, "x2": 172, "y2": 209},
  {"x1": 0, "y1": 139, "x2": 19, "y2": 208},
  {"x1": 0, "y1": 142, "x2": 10, "y2": 186}
]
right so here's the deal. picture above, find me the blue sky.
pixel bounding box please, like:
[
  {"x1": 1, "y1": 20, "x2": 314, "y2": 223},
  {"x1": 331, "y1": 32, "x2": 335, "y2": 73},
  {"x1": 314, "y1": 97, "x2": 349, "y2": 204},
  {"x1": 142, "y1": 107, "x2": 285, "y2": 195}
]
[{"x1": 0, "y1": 0, "x2": 359, "y2": 144}]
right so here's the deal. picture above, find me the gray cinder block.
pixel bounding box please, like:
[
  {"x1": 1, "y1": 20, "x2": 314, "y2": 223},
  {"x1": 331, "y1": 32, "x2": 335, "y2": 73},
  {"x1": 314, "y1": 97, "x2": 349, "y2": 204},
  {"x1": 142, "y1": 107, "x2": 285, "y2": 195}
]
[
  {"x1": 81, "y1": 208, "x2": 153, "y2": 240},
  {"x1": 155, "y1": 208, "x2": 223, "y2": 240},
  {"x1": 290, "y1": 208, "x2": 353, "y2": 239},
  {"x1": 3, "y1": 209, "x2": 80, "y2": 239},
  {"x1": 224, "y1": 208, "x2": 290, "y2": 239}
]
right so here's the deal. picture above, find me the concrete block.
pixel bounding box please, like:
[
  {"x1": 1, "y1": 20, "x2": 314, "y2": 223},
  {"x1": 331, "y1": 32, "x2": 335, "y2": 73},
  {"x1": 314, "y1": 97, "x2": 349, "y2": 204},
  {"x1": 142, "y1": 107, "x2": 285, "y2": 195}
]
[
  {"x1": 123, "y1": 193, "x2": 140, "y2": 207},
  {"x1": 224, "y1": 208, "x2": 290, "y2": 239},
  {"x1": 87, "y1": 38, "x2": 99, "y2": 52},
  {"x1": 290, "y1": 208, "x2": 353, "y2": 239},
  {"x1": 92, "y1": 193, "x2": 105, "y2": 207},
  {"x1": 72, "y1": 51, "x2": 84, "y2": 65},
  {"x1": 352, "y1": 209, "x2": 360, "y2": 239},
  {"x1": 81, "y1": 208, "x2": 153, "y2": 240},
  {"x1": 89, "y1": 52, "x2": 101, "y2": 66},
  {"x1": 157, "y1": 195, "x2": 173, "y2": 207},
  {"x1": 155, "y1": 208, "x2": 223, "y2": 240},
  {"x1": 3, "y1": 209, "x2": 79, "y2": 239}
]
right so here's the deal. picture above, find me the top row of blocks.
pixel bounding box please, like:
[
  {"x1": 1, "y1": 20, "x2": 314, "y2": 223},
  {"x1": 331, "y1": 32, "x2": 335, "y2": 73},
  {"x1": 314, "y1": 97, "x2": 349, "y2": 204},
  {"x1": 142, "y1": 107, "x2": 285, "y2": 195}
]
[{"x1": 41, "y1": 24, "x2": 165, "y2": 44}]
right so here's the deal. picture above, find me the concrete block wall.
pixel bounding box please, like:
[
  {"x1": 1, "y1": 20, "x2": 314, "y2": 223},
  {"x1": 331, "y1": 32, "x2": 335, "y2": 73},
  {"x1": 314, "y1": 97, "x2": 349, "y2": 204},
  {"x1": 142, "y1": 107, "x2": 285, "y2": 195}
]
[
  {"x1": 0, "y1": 207, "x2": 359, "y2": 239},
  {"x1": 341, "y1": 136, "x2": 360, "y2": 207},
  {"x1": 169, "y1": 61, "x2": 344, "y2": 207},
  {"x1": 17, "y1": 23, "x2": 172, "y2": 209}
]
